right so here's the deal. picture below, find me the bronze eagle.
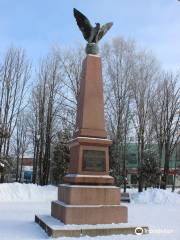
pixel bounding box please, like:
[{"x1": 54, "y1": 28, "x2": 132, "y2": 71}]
[{"x1": 73, "y1": 8, "x2": 113, "y2": 43}]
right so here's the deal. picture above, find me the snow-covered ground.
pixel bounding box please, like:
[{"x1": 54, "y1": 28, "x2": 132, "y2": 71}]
[{"x1": 0, "y1": 183, "x2": 180, "y2": 240}]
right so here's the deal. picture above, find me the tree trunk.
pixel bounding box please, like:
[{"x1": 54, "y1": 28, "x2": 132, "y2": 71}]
[
  {"x1": 163, "y1": 142, "x2": 170, "y2": 189},
  {"x1": 0, "y1": 168, "x2": 4, "y2": 183}
]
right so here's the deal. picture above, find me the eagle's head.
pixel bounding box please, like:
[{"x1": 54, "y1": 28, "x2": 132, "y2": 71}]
[{"x1": 95, "y1": 23, "x2": 100, "y2": 29}]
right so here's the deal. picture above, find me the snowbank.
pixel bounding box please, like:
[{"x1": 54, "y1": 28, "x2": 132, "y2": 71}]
[
  {"x1": 0, "y1": 183, "x2": 57, "y2": 202},
  {"x1": 0, "y1": 183, "x2": 179, "y2": 205},
  {"x1": 129, "y1": 188, "x2": 180, "y2": 205}
]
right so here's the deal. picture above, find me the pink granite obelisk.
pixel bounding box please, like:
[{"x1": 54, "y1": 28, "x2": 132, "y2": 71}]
[{"x1": 51, "y1": 53, "x2": 128, "y2": 224}]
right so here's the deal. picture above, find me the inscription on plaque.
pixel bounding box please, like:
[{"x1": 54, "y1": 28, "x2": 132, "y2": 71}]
[{"x1": 82, "y1": 150, "x2": 106, "y2": 172}]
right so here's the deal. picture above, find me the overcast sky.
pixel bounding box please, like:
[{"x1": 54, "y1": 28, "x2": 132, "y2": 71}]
[{"x1": 0, "y1": 0, "x2": 179, "y2": 71}]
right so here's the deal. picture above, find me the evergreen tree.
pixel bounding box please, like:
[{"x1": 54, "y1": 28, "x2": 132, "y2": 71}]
[
  {"x1": 141, "y1": 149, "x2": 161, "y2": 188},
  {"x1": 50, "y1": 131, "x2": 70, "y2": 185}
]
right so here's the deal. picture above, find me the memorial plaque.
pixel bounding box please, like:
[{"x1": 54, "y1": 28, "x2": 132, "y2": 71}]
[{"x1": 82, "y1": 150, "x2": 106, "y2": 172}]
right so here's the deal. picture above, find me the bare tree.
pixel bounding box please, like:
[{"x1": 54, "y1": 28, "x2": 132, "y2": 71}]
[
  {"x1": 130, "y1": 50, "x2": 160, "y2": 192},
  {"x1": 0, "y1": 47, "x2": 30, "y2": 182},
  {"x1": 29, "y1": 51, "x2": 63, "y2": 185},
  {"x1": 151, "y1": 72, "x2": 180, "y2": 189},
  {"x1": 102, "y1": 38, "x2": 135, "y2": 190},
  {"x1": 12, "y1": 112, "x2": 29, "y2": 182},
  {"x1": 55, "y1": 46, "x2": 85, "y2": 131}
]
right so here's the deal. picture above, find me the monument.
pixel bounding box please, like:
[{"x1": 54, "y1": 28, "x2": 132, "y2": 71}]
[
  {"x1": 50, "y1": 8, "x2": 127, "y2": 224},
  {"x1": 35, "y1": 8, "x2": 148, "y2": 237}
]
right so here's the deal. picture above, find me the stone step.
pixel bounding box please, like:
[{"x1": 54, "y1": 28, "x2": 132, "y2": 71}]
[
  {"x1": 35, "y1": 214, "x2": 149, "y2": 238},
  {"x1": 51, "y1": 200, "x2": 128, "y2": 224},
  {"x1": 58, "y1": 184, "x2": 121, "y2": 205}
]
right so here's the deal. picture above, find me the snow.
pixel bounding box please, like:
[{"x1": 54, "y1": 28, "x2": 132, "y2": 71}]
[
  {"x1": 0, "y1": 183, "x2": 179, "y2": 240},
  {"x1": 0, "y1": 162, "x2": 5, "y2": 168},
  {"x1": 0, "y1": 183, "x2": 57, "y2": 202},
  {"x1": 129, "y1": 188, "x2": 180, "y2": 205}
]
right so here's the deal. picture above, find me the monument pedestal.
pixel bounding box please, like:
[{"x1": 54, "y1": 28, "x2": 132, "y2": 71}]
[
  {"x1": 64, "y1": 137, "x2": 114, "y2": 185},
  {"x1": 51, "y1": 184, "x2": 127, "y2": 224}
]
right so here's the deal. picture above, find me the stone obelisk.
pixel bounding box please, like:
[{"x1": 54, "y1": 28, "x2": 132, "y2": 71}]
[
  {"x1": 50, "y1": 9, "x2": 128, "y2": 224},
  {"x1": 51, "y1": 53, "x2": 127, "y2": 224}
]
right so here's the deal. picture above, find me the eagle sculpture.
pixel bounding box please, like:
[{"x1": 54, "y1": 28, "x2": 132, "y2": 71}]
[{"x1": 73, "y1": 8, "x2": 113, "y2": 44}]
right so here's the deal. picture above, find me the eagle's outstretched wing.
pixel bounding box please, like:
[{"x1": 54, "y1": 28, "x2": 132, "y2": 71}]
[
  {"x1": 97, "y1": 22, "x2": 113, "y2": 41},
  {"x1": 73, "y1": 8, "x2": 92, "y2": 42}
]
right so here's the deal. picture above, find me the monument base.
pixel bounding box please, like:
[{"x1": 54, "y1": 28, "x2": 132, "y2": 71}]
[
  {"x1": 52, "y1": 201, "x2": 127, "y2": 224},
  {"x1": 35, "y1": 215, "x2": 149, "y2": 238},
  {"x1": 51, "y1": 184, "x2": 128, "y2": 225}
]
